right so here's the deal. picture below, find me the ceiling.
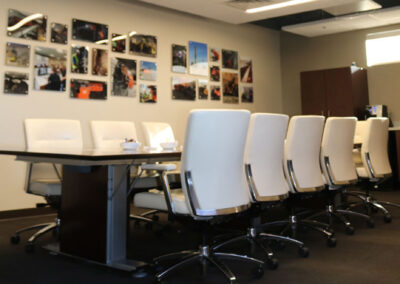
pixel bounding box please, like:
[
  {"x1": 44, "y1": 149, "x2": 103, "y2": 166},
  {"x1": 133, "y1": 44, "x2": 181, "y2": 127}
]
[{"x1": 136, "y1": 0, "x2": 400, "y2": 37}]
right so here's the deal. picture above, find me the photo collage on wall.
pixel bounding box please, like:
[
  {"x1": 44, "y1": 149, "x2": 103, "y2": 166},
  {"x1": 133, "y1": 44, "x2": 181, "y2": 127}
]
[{"x1": 170, "y1": 40, "x2": 254, "y2": 103}]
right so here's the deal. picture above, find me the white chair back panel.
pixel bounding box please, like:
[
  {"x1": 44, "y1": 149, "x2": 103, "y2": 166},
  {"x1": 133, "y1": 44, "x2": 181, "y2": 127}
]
[
  {"x1": 284, "y1": 116, "x2": 325, "y2": 191},
  {"x1": 181, "y1": 110, "x2": 251, "y2": 214},
  {"x1": 362, "y1": 118, "x2": 392, "y2": 177},
  {"x1": 91, "y1": 120, "x2": 137, "y2": 149},
  {"x1": 245, "y1": 113, "x2": 289, "y2": 199},
  {"x1": 354, "y1": 121, "x2": 367, "y2": 144},
  {"x1": 321, "y1": 117, "x2": 357, "y2": 184},
  {"x1": 25, "y1": 119, "x2": 83, "y2": 150},
  {"x1": 141, "y1": 122, "x2": 175, "y2": 148}
]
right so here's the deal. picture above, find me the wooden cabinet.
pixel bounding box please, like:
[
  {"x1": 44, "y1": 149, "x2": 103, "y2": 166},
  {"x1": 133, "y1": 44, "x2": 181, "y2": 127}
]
[{"x1": 300, "y1": 66, "x2": 369, "y2": 119}]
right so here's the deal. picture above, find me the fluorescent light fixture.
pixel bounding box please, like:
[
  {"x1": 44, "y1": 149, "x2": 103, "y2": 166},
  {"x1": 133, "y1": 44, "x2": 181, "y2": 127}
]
[
  {"x1": 7, "y1": 13, "x2": 43, "y2": 32},
  {"x1": 246, "y1": 0, "x2": 315, "y2": 14},
  {"x1": 112, "y1": 35, "x2": 127, "y2": 41},
  {"x1": 95, "y1": 39, "x2": 108, "y2": 45},
  {"x1": 366, "y1": 31, "x2": 400, "y2": 67},
  {"x1": 129, "y1": 31, "x2": 137, "y2": 37}
]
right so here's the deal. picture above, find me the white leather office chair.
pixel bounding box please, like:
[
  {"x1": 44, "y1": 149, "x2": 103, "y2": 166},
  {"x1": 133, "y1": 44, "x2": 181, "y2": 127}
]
[
  {"x1": 141, "y1": 122, "x2": 176, "y2": 150},
  {"x1": 314, "y1": 117, "x2": 374, "y2": 234},
  {"x1": 11, "y1": 119, "x2": 83, "y2": 252},
  {"x1": 90, "y1": 120, "x2": 137, "y2": 149},
  {"x1": 212, "y1": 113, "x2": 309, "y2": 264},
  {"x1": 283, "y1": 115, "x2": 337, "y2": 247},
  {"x1": 349, "y1": 117, "x2": 400, "y2": 222},
  {"x1": 134, "y1": 110, "x2": 264, "y2": 282}
]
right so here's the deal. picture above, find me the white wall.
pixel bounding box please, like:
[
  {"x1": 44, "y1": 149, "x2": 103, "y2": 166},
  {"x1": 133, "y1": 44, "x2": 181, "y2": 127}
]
[{"x1": 0, "y1": 0, "x2": 283, "y2": 211}]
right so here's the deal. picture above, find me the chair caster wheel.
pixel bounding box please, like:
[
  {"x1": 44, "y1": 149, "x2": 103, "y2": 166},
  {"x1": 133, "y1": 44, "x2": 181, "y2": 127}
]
[
  {"x1": 345, "y1": 226, "x2": 355, "y2": 235},
  {"x1": 25, "y1": 243, "x2": 35, "y2": 253},
  {"x1": 252, "y1": 265, "x2": 264, "y2": 279},
  {"x1": 152, "y1": 215, "x2": 159, "y2": 221},
  {"x1": 10, "y1": 235, "x2": 20, "y2": 245},
  {"x1": 384, "y1": 215, "x2": 392, "y2": 223},
  {"x1": 367, "y1": 219, "x2": 375, "y2": 228},
  {"x1": 298, "y1": 246, "x2": 309, "y2": 258},
  {"x1": 134, "y1": 221, "x2": 141, "y2": 229},
  {"x1": 145, "y1": 222, "x2": 153, "y2": 230},
  {"x1": 327, "y1": 237, "x2": 337, "y2": 248},
  {"x1": 266, "y1": 257, "x2": 279, "y2": 270}
]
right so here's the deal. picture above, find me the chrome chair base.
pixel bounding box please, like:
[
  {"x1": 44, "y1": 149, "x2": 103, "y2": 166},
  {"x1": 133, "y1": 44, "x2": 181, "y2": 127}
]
[{"x1": 11, "y1": 218, "x2": 59, "y2": 253}]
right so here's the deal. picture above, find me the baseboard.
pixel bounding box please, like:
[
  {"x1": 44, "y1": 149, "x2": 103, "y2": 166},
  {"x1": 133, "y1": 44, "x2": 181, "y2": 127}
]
[{"x1": 0, "y1": 207, "x2": 56, "y2": 220}]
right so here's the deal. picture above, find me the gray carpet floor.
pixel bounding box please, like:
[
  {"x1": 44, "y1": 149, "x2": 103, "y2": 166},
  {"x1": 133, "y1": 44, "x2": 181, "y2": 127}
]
[{"x1": 1, "y1": 189, "x2": 400, "y2": 283}]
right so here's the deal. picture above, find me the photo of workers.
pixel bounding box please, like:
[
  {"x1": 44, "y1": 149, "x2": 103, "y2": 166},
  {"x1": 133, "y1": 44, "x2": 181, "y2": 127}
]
[
  {"x1": 5, "y1": 42, "x2": 30, "y2": 67},
  {"x1": 222, "y1": 49, "x2": 238, "y2": 70},
  {"x1": 72, "y1": 19, "x2": 108, "y2": 44},
  {"x1": 140, "y1": 84, "x2": 157, "y2": 103},
  {"x1": 209, "y1": 47, "x2": 220, "y2": 63},
  {"x1": 34, "y1": 47, "x2": 67, "y2": 92},
  {"x1": 111, "y1": 57, "x2": 136, "y2": 97},
  {"x1": 112, "y1": 33, "x2": 126, "y2": 53},
  {"x1": 210, "y1": 66, "x2": 220, "y2": 82},
  {"x1": 189, "y1": 41, "x2": 208, "y2": 76},
  {"x1": 172, "y1": 77, "x2": 196, "y2": 101},
  {"x1": 240, "y1": 58, "x2": 253, "y2": 83},
  {"x1": 92, "y1": 48, "x2": 108, "y2": 76},
  {"x1": 241, "y1": 86, "x2": 254, "y2": 103},
  {"x1": 198, "y1": 79, "x2": 208, "y2": 100},
  {"x1": 172, "y1": 44, "x2": 187, "y2": 73},
  {"x1": 70, "y1": 79, "x2": 107, "y2": 100},
  {"x1": 7, "y1": 9, "x2": 46, "y2": 41},
  {"x1": 51, "y1": 23, "x2": 68, "y2": 44},
  {"x1": 140, "y1": 61, "x2": 157, "y2": 81},
  {"x1": 210, "y1": 85, "x2": 221, "y2": 101},
  {"x1": 4, "y1": 72, "x2": 29, "y2": 95},
  {"x1": 222, "y1": 72, "x2": 239, "y2": 104},
  {"x1": 71, "y1": 45, "x2": 88, "y2": 74},
  {"x1": 129, "y1": 34, "x2": 157, "y2": 57}
]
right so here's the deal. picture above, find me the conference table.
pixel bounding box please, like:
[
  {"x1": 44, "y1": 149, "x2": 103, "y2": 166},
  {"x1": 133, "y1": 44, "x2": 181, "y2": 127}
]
[{"x1": 0, "y1": 146, "x2": 181, "y2": 272}]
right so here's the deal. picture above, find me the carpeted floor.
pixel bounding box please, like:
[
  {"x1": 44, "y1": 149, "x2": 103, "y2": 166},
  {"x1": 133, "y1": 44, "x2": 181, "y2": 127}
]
[{"x1": 1, "y1": 189, "x2": 400, "y2": 283}]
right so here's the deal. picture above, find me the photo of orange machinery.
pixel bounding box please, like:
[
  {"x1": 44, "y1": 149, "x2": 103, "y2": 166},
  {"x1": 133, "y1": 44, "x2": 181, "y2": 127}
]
[{"x1": 70, "y1": 79, "x2": 107, "y2": 100}]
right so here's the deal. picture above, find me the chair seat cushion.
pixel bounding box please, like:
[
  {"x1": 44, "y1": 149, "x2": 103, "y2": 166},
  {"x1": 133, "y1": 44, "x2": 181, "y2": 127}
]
[
  {"x1": 133, "y1": 189, "x2": 190, "y2": 215},
  {"x1": 29, "y1": 179, "x2": 61, "y2": 196},
  {"x1": 356, "y1": 167, "x2": 368, "y2": 178}
]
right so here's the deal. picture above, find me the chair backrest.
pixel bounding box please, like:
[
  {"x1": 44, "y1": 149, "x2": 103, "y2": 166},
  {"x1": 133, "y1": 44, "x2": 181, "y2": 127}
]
[
  {"x1": 141, "y1": 122, "x2": 175, "y2": 149},
  {"x1": 320, "y1": 117, "x2": 358, "y2": 186},
  {"x1": 90, "y1": 120, "x2": 137, "y2": 149},
  {"x1": 24, "y1": 119, "x2": 83, "y2": 192},
  {"x1": 284, "y1": 115, "x2": 325, "y2": 193},
  {"x1": 361, "y1": 117, "x2": 391, "y2": 178},
  {"x1": 244, "y1": 113, "x2": 289, "y2": 202},
  {"x1": 180, "y1": 109, "x2": 251, "y2": 217},
  {"x1": 354, "y1": 120, "x2": 367, "y2": 144}
]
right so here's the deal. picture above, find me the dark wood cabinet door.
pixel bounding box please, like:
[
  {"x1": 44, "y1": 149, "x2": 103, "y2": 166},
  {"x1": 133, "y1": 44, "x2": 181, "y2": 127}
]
[{"x1": 301, "y1": 70, "x2": 326, "y2": 116}]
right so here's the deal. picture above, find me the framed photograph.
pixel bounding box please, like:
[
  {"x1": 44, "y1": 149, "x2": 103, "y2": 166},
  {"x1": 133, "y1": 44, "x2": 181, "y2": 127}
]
[
  {"x1": 198, "y1": 79, "x2": 208, "y2": 100},
  {"x1": 129, "y1": 34, "x2": 157, "y2": 57},
  {"x1": 111, "y1": 57, "x2": 136, "y2": 97},
  {"x1": 70, "y1": 79, "x2": 107, "y2": 100},
  {"x1": 112, "y1": 33, "x2": 126, "y2": 53},
  {"x1": 242, "y1": 86, "x2": 254, "y2": 103},
  {"x1": 92, "y1": 48, "x2": 108, "y2": 76},
  {"x1": 140, "y1": 84, "x2": 157, "y2": 103},
  {"x1": 71, "y1": 45, "x2": 88, "y2": 74},
  {"x1": 222, "y1": 72, "x2": 239, "y2": 104},
  {"x1": 209, "y1": 47, "x2": 220, "y2": 64},
  {"x1": 7, "y1": 9, "x2": 47, "y2": 41},
  {"x1": 72, "y1": 19, "x2": 108, "y2": 44},
  {"x1": 222, "y1": 49, "x2": 238, "y2": 70},
  {"x1": 172, "y1": 44, "x2": 187, "y2": 73},
  {"x1": 34, "y1": 47, "x2": 67, "y2": 92},
  {"x1": 5, "y1": 42, "x2": 30, "y2": 67},
  {"x1": 210, "y1": 66, "x2": 220, "y2": 82},
  {"x1": 210, "y1": 85, "x2": 221, "y2": 101},
  {"x1": 172, "y1": 77, "x2": 196, "y2": 101},
  {"x1": 4, "y1": 72, "x2": 29, "y2": 95},
  {"x1": 240, "y1": 58, "x2": 253, "y2": 83},
  {"x1": 189, "y1": 41, "x2": 208, "y2": 76},
  {"x1": 51, "y1": 23, "x2": 68, "y2": 44},
  {"x1": 140, "y1": 61, "x2": 157, "y2": 81}
]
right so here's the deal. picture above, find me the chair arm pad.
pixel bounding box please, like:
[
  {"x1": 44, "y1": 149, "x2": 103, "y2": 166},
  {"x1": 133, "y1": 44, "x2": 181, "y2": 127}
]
[{"x1": 141, "y1": 164, "x2": 177, "y2": 171}]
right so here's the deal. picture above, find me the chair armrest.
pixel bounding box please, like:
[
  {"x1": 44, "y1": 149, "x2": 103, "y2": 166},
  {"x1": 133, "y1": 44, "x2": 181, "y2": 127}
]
[{"x1": 141, "y1": 163, "x2": 177, "y2": 172}]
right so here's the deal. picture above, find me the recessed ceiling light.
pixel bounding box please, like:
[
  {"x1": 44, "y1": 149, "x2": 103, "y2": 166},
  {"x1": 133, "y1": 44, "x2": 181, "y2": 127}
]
[{"x1": 246, "y1": 0, "x2": 315, "y2": 14}]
